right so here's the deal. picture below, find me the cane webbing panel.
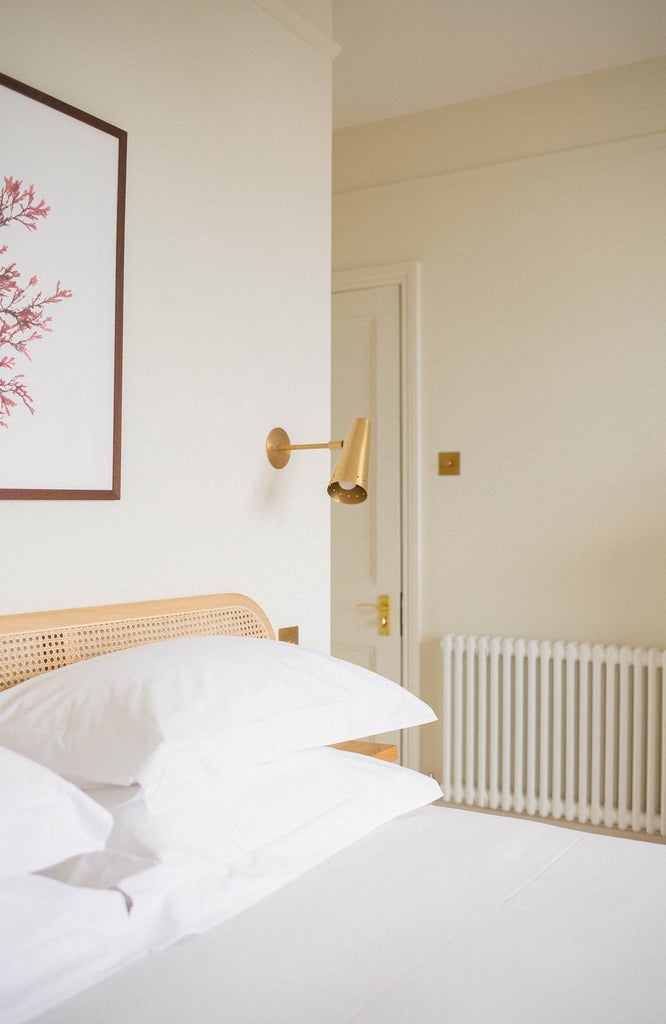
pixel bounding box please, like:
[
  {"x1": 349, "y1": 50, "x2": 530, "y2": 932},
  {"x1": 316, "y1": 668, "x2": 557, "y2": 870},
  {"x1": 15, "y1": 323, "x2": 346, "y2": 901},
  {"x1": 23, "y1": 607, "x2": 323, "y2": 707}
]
[{"x1": 0, "y1": 596, "x2": 273, "y2": 691}]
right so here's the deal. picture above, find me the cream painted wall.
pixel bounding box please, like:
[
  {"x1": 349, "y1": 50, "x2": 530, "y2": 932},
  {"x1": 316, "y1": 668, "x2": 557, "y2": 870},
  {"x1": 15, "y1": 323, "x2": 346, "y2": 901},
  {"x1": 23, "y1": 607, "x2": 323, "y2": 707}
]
[
  {"x1": 333, "y1": 60, "x2": 666, "y2": 775},
  {"x1": 0, "y1": 0, "x2": 334, "y2": 650}
]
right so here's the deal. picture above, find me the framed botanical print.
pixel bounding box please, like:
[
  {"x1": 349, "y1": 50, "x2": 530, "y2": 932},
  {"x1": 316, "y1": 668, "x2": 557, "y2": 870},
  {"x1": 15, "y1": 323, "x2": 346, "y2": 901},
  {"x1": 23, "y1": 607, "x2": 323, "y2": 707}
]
[{"x1": 0, "y1": 72, "x2": 126, "y2": 499}]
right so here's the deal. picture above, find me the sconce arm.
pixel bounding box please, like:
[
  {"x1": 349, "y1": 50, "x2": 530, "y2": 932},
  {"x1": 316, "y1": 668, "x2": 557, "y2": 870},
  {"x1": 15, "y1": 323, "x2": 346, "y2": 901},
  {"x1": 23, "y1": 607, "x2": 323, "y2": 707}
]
[{"x1": 272, "y1": 440, "x2": 343, "y2": 452}]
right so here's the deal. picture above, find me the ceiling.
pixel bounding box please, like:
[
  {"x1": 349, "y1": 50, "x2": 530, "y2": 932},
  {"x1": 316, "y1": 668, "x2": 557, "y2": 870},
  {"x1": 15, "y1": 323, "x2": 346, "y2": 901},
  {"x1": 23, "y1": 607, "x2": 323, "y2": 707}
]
[{"x1": 332, "y1": 0, "x2": 666, "y2": 128}]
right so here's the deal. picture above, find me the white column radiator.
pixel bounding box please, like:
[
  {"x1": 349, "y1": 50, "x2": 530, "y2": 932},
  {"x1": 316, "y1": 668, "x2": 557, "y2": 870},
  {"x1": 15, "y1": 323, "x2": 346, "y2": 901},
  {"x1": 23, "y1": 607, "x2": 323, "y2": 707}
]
[{"x1": 441, "y1": 635, "x2": 666, "y2": 837}]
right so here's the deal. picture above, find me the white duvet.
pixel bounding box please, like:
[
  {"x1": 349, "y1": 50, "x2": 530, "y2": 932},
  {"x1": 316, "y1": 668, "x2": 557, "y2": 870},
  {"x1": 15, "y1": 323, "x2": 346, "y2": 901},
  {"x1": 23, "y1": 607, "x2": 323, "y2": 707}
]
[
  {"x1": 0, "y1": 875, "x2": 140, "y2": 1024},
  {"x1": 28, "y1": 805, "x2": 666, "y2": 1024}
]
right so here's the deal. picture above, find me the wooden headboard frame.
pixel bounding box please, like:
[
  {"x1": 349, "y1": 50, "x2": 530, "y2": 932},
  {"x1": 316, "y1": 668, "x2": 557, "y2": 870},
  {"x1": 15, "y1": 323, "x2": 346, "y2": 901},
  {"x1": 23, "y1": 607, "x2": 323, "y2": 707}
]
[{"x1": 0, "y1": 593, "x2": 274, "y2": 691}]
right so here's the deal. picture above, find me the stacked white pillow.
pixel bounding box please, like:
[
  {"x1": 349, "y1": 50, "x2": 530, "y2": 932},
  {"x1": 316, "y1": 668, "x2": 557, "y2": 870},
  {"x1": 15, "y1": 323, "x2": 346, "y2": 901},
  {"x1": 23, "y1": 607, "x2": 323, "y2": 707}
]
[
  {"x1": 0, "y1": 636, "x2": 436, "y2": 802},
  {"x1": 0, "y1": 636, "x2": 440, "y2": 950},
  {"x1": 43, "y1": 746, "x2": 442, "y2": 949}
]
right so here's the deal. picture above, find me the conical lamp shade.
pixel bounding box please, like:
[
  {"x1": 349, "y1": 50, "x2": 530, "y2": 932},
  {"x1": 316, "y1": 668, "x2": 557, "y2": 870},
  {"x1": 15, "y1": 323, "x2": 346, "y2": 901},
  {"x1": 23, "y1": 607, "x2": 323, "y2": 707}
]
[{"x1": 327, "y1": 418, "x2": 370, "y2": 504}]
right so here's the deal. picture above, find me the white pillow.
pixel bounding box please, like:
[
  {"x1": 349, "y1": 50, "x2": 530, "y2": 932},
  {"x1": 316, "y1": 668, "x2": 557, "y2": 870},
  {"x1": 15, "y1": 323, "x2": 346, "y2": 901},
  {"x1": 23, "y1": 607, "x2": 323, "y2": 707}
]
[
  {"x1": 0, "y1": 636, "x2": 436, "y2": 805},
  {"x1": 0, "y1": 745, "x2": 112, "y2": 879},
  {"x1": 44, "y1": 746, "x2": 442, "y2": 950}
]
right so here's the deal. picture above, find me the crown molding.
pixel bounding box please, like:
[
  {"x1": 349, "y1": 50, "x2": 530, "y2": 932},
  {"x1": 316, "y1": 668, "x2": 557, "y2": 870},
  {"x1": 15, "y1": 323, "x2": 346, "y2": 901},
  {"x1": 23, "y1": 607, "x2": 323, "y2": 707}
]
[
  {"x1": 251, "y1": 0, "x2": 340, "y2": 60},
  {"x1": 333, "y1": 130, "x2": 666, "y2": 200}
]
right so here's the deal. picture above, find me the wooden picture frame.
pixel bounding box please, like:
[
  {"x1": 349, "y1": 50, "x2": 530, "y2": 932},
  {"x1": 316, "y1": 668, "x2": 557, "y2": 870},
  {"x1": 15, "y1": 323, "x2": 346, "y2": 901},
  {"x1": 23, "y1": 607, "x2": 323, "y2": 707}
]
[{"x1": 0, "y1": 72, "x2": 126, "y2": 499}]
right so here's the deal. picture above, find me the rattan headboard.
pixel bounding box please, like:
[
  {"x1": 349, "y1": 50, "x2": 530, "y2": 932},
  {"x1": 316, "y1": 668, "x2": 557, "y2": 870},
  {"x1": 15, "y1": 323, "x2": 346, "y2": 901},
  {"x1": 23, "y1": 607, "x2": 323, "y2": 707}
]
[{"x1": 0, "y1": 593, "x2": 274, "y2": 691}]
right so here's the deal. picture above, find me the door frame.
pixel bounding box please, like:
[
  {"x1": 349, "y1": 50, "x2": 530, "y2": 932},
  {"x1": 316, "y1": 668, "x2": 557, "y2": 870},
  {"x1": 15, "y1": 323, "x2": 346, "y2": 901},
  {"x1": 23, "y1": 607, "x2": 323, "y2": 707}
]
[{"x1": 332, "y1": 262, "x2": 421, "y2": 771}]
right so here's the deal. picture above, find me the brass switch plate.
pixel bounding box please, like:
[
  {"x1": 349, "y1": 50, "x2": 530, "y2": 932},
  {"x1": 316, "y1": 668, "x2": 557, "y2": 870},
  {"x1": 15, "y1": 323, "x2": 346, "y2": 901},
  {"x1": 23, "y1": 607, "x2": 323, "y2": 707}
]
[
  {"x1": 438, "y1": 452, "x2": 460, "y2": 475},
  {"x1": 278, "y1": 625, "x2": 299, "y2": 644}
]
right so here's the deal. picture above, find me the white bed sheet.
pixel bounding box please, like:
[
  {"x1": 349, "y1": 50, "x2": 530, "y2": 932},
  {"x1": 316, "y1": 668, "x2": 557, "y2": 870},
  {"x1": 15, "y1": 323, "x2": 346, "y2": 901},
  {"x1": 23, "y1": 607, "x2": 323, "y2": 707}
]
[
  {"x1": 29, "y1": 805, "x2": 666, "y2": 1024},
  {"x1": 0, "y1": 875, "x2": 141, "y2": 1024},
  {"x1": 355, "y1": 826, "x2": 666, "y2": 1024}
]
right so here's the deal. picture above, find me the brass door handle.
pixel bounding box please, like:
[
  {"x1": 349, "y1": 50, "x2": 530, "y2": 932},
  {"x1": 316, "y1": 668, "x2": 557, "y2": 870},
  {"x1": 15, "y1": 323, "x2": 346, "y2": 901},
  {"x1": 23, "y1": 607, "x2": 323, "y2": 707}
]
[{"x1": 356, "y1": 594, "x2": 390, "y2": 636}]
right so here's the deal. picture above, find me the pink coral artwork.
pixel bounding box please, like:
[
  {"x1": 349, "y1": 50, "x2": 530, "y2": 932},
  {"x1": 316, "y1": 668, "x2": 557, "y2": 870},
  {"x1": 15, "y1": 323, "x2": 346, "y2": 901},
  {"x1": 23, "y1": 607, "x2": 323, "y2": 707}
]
[
  {"x1": 0, "y1": 73, "x2": 126, "y2": 499},
  {"x1": 1, "y1": 176, "x2": 73, "y2": 426}
]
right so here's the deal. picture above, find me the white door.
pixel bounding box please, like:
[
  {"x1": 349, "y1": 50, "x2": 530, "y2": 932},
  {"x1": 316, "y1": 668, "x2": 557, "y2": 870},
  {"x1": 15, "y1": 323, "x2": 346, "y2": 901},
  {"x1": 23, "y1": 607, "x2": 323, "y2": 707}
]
[{"x1": 331, "y1": 283, "x2": 402, "y2": 745}]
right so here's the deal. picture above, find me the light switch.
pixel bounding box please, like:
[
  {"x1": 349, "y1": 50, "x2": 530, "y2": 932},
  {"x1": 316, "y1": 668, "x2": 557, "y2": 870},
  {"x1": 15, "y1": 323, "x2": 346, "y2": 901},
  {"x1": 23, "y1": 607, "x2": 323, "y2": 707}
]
[{"x1": 438, "y1": 452, "x2": 460, "y2": 475}]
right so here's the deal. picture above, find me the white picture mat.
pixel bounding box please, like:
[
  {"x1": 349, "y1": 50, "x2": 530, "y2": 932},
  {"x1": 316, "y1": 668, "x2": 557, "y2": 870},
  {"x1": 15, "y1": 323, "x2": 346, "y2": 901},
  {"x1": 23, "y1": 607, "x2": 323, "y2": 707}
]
[{"x1": 0, "y1": 84, "x2": 119, "y2": 490}]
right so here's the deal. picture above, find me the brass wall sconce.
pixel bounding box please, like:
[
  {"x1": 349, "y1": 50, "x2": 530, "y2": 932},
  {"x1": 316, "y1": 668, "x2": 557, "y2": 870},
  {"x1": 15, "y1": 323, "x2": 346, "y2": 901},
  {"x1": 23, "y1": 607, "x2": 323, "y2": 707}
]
[{"x1": 266, "y1": 417, "x2": 370, "y2": 505}]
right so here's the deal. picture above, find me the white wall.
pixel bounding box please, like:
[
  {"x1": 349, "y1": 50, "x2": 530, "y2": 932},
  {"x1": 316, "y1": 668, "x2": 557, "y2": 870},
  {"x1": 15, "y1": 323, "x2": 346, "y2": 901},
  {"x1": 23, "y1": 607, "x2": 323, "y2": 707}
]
[
  {"x1": 0, "y1": 0, "x2": 334, "y2": 650},
  {"x1": 333, "y1": 59, "x2": 666, "y2": 774}
]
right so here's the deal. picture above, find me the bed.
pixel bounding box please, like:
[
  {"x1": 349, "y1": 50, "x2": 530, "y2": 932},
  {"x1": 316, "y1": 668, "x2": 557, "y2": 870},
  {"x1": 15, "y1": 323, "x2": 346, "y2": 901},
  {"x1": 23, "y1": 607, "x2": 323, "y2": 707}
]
[{"x1": 1, "y1": 594, "x2": 664, "y2": 1024}]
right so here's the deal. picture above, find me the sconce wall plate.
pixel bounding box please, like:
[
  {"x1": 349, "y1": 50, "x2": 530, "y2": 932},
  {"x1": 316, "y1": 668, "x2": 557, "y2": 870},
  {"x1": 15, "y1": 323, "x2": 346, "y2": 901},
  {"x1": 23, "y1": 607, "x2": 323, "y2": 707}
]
[{"x1": 266, "y1": 428, "x2": 292, "y2": 469}]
